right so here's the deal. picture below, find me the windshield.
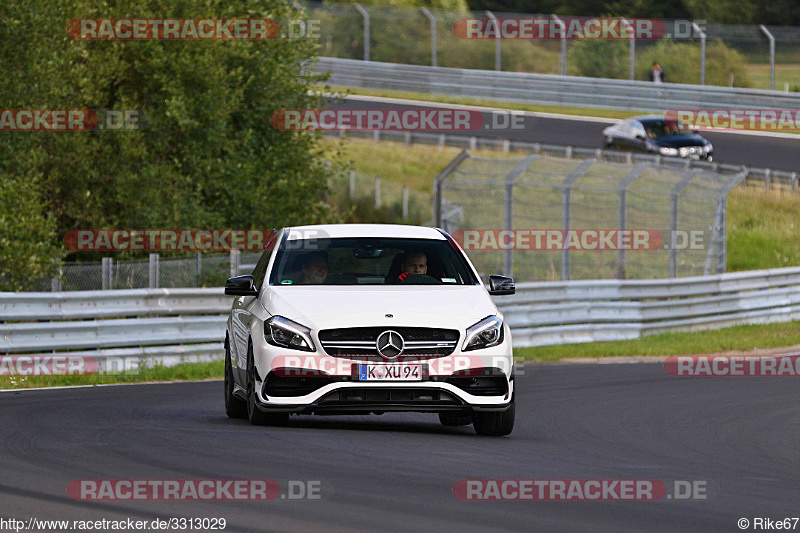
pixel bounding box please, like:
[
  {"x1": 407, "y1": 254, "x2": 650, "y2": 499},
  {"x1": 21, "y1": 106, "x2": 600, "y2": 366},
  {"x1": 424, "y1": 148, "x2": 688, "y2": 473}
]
[
  {"x1": 644, "y1": 119, "x2": 694, "y2": 138},
  {"x1": 269, "y1": 237, "x2": 478, "y2": 286}
]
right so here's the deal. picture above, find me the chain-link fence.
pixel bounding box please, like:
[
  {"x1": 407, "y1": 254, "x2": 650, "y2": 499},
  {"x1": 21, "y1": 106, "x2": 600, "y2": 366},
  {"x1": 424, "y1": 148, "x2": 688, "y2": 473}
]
[
  {"x1": 35, "y1": 251, "x2": 265, "y2": 292},
  {"x1": 328, "y1": 169, "x2": 431, "y2": 224},
  {"x1": 302, "y1": 1, "x2": 800, "y2": 91},
  {"x1": 433, "y1": 149, "x2": 747, "y2": 281}
]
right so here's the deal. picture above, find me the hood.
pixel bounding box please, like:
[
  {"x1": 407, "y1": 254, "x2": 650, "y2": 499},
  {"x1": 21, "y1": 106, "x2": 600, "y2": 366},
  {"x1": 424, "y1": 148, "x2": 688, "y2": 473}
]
[
  {"x1": 651, "y1": 135, "x2": 708, "y2": 148},
  {"x1": 262, "y1": 285, "x2": 499, "y2": 331}
]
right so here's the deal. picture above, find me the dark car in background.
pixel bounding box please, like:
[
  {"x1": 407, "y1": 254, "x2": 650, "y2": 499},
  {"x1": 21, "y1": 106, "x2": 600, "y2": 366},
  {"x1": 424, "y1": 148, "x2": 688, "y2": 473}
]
[{"x1": 602, "y1": 116, "x2": 714, "y2": 161}]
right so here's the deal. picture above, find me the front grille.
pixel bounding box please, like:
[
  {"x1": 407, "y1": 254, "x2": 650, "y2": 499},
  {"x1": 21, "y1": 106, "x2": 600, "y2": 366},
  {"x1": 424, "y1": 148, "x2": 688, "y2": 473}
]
[{"x1": 319, "y1": 327, "x2": 459, "y2": 357}]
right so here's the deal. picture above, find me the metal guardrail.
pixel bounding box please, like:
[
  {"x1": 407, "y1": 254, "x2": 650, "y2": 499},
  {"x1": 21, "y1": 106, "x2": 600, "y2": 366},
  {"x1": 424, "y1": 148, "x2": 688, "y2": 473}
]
[
  {"x1": 0, "y1": 288, "x2": 229, "y2": 321},
  {"x1": 325, "y1": 129, "x2": 800, "y2": 190},
  {"x1": 503, "y1": 266, "x2": 800, "y2": 346},
  {"x1": 315, "y1": 57, "x2": 800, "y2": 112},
  {"x1": 2, "y1": 266, "x2": 800, "y2": 371}
]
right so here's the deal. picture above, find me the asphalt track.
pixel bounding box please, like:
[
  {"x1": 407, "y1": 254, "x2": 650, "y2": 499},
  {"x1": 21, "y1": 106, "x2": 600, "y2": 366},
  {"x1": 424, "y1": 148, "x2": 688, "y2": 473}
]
[
  {"x1": 2, "y1": 363, "x2": 798, "y2": 532},
  {"x1": 329, "y1": 97, "x2": 800, "y2": 172}
]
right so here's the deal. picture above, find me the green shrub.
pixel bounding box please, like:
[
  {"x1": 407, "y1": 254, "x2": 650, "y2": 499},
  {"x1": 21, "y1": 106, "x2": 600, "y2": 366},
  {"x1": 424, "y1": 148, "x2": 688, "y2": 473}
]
[{"x1": 636, "y1": 39, "x2": 753, "y2": 87}]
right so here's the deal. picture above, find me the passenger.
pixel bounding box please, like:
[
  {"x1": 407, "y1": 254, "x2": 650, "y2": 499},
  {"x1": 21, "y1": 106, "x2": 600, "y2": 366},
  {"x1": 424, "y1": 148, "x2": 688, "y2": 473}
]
[{"x1": 299, "y1": 252, "x2": 328, "y2": 284}]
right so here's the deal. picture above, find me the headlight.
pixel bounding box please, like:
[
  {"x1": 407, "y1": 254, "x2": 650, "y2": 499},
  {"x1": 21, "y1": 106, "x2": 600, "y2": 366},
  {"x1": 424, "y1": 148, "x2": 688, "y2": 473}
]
[
  {"x1": 264, "y1": 316, "x2": 315, "y2": 351},
  {"x1": 704, "y1": 143, "x2": 713, "y2": 152},
  {"x1": 659, "y1": 147, "x2": 679, "y2": 156},
  {"x1": 463, "y1": 316, "x2": 504, "y2": 351}
]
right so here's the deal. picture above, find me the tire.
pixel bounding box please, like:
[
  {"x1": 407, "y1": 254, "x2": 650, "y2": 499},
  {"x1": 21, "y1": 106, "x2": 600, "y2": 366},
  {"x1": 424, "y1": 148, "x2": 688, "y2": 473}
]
[
  {"x1": 246, "y1": 343, "x2": 289, "y2": 427},
  {"x1": 224, "y1": 339, "x2": 247, "y2": 419},
  {"x1": 439, "y1": 412, "x2": 472, "y2": 427},
  {"x1": 472, "y1": 404, "x2": 515, "y2": 436}
]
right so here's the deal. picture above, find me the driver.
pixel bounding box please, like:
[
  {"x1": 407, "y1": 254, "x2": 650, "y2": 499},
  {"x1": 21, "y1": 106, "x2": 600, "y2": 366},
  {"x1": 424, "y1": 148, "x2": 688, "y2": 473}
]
[{"x1": 396, "y1": 250, "x2": 427, "y2": 282}]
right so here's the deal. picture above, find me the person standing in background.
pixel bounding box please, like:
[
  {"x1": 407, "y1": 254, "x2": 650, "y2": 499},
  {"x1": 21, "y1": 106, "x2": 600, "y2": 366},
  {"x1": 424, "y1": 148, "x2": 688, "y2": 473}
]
[{"x1": 649, "y1": 62, "x2": 665, "y2": 84}]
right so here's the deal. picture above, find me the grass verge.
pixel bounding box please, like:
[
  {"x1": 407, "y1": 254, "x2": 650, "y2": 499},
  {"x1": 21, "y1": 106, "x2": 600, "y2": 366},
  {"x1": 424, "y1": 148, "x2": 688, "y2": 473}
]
[
  {"x1": 745, "y1": 63, "x2": 800, "y2": 92},
  {"x1": 516, "y1": 321, "x2": 800, "y2": 363},
  {"x1": 0, "y1": 360, "x2": 223, "y2": 390}
]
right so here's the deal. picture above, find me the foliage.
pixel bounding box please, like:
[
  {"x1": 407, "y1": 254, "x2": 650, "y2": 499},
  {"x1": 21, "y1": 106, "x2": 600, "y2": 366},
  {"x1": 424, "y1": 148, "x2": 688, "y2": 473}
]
[
  {"x1": 635, "y1": 39, "x2": 753, "y2": 87},
  {"x1": 0, "y1": 0, "x2": 339, "y2": 289},
  {"x1": 567, "y1": 39, "x2": 630, "y2": 79}
]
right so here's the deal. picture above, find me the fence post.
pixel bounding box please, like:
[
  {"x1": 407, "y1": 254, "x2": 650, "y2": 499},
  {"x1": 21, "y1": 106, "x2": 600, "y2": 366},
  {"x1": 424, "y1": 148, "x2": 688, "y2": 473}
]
[
  {"x1": 196, "y1": 252, "x2": 202, "y2": 286},
  {"x1": 433, "y1": 149, "x2": 470, "y2": 227},
  {"x1": 149, "y1": 253, "x2": 159, "y2": 288},
  {"x1": 402, "y1": 185, "x2": 409, "y2": 220},
  {"x1": 486, "y1": 11, "x2": 501, "y2": 71},
  {"x1": 102, "y1": 257, "x2": 112, "y2": 290},
  {"x1": 693, "y1": 21, "x2": 706, "y2": 85},
  {"x1": 623, "y1": 18, "x2": 635, "y2": 80},
  {"x1": 354, "y1": 4, "x2": 370, "y2": 61},
  {"x1": 420, "y1": 7, "x2": 437, "y2": 67},
  {"x1": 349, "y1": 170, "x2": 356, "y2": 199},
  {"x1": 552, "y1": 15, "x2": 567, "y2": 76},
  {"x1": 375, "y1": 177, "x2": 381, "y2": 208},
  {"x1": 617, "y1": 165, "x2": 646, "y2": 279},
  {"x1": 502, "y1": 155, "x2": 539, "y2": 277},
  {"x1": 561, "y1": 159, "x2": 594, "y2": 280},
  {"x1": 759, "y1": 25, "x2": 775, "y2": 91},
  {"x1": 669, "y1": 173, "x2": 698, "y2": 278},
  {"x1": 230, "y1": 249, "x2": 240, "y2": 278}
]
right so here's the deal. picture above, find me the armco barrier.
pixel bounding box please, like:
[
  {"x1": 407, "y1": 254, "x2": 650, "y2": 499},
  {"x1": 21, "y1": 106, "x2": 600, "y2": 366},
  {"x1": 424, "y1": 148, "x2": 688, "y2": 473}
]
[{"x1": 1, "y1": 266, "x2": 799, "y2": 373}]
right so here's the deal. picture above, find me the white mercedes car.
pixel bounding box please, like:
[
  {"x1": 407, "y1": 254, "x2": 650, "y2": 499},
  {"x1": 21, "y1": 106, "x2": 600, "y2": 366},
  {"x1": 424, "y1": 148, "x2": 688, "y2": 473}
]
[{"x1": 223, "y1": 224, "x2": 516, "y2": 436}]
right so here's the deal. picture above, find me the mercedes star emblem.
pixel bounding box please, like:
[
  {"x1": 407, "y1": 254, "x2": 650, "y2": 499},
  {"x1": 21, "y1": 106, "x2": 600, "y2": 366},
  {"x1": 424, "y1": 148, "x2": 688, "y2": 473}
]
[{"x1": 376, "y1": 330, "x2": 404, "y2": 358}]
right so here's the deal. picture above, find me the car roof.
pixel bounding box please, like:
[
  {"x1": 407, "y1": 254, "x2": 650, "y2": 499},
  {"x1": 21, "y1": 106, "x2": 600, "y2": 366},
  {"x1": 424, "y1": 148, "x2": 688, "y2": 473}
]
[
  {"x1": 285, "y1": 224, "x2": 446, "y2": 240},
  {"x1": 628, "y1": 115, "x2": 679, "y2": 124}
]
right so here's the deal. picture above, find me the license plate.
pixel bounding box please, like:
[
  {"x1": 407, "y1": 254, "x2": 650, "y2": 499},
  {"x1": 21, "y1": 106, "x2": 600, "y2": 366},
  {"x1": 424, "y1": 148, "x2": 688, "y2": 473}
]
[{"x1": 358, "y1": 363, "x2": 422, "y2": 381}]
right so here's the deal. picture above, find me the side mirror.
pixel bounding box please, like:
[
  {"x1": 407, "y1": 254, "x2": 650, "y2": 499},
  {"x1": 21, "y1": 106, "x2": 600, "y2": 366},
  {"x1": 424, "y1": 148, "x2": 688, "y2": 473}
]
[
  {"x1": 635, "y1": 132, "x2": 646, "y2": 140},
  {"x1": 225, "y1": 275, "x2": 258, "y2": 296},
  {"x1": 488, "y1": 275, "x2": 515, "y2": 296}
]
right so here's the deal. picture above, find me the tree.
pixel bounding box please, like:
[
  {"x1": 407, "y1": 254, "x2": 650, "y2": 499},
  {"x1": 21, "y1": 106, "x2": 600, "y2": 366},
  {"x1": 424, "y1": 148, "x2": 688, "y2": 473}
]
[{"x1": 0, "y1": 0, "x2": 339, "y2": 288}]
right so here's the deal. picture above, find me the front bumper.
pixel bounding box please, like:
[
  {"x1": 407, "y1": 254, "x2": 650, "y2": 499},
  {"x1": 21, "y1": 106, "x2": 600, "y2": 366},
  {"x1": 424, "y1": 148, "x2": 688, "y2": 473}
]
[
  {"x1": 251, "y1": 381, "x2": 515, "y2": 415},
  {"x1": 250, "y1": 324, "x2": 515, "y2": 414}
]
